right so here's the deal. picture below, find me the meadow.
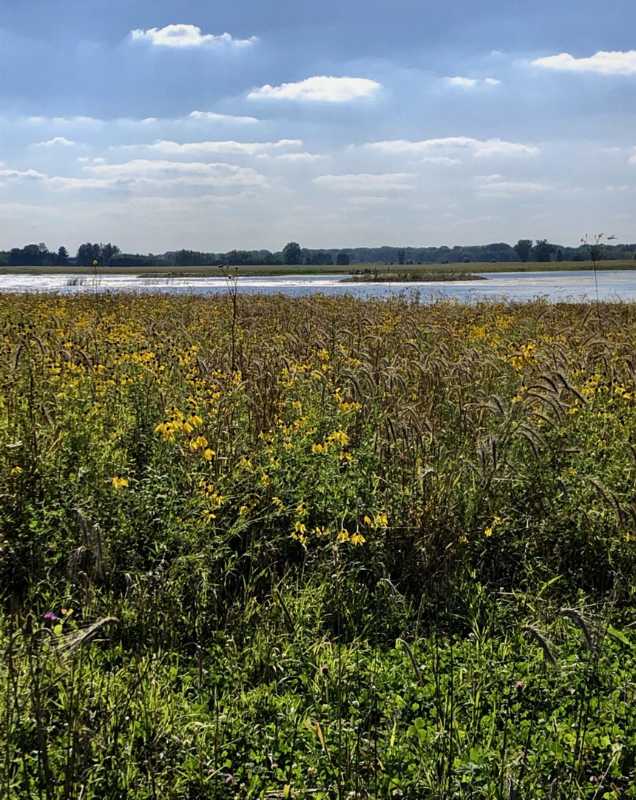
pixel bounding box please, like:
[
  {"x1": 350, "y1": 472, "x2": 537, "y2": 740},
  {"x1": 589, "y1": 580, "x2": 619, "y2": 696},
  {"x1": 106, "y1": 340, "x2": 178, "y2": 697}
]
[{"x1": 0, "y1": 292, "x2": 634, "y2": 799}]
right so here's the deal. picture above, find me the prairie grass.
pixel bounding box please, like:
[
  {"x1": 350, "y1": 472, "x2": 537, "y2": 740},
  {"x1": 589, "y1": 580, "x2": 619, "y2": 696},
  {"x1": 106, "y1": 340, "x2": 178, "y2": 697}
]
[{"x1": 0, "y1": 293, "x2": 634, "y2": 798}]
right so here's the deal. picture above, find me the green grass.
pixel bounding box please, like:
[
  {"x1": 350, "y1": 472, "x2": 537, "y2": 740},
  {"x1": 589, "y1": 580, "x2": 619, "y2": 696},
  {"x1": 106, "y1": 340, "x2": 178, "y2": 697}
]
[
  {"x1": 1, "y1": 259, "x2": 636, "y2": 278},
  {"x1": 0, "y1": 293, "x2": 634, "y2": 798}
]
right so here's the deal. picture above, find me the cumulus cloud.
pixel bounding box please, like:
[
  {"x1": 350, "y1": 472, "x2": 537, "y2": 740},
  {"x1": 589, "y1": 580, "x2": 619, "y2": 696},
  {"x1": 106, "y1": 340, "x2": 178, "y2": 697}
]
[
  {"x1": 189, "y1": 111, "x2": 260, "y2": 124},
  {"x1": 362, "y1": 137, "x2": 539, "y2": 159},
  {"x1": 445, "y1": 76, "x2": 501, "y2": 88},
  {"x1": 248, "y1": 76, "x2": 381, "y2": 103},
  {"x1": 532, "y1": 50, "x2": 636, "y2": 76},
  {"x1": 313, "y1": 173, "x2": 415, "y2": 193},
  {"x1": 33, "y1": 137, "x2": 76, "y2": 148},
  {"x1": 118, "y1": 139, "x2": 303, "y2": 157},
  {"x1": 130, "y1": 24, "x2": 257, "y2": 49}
]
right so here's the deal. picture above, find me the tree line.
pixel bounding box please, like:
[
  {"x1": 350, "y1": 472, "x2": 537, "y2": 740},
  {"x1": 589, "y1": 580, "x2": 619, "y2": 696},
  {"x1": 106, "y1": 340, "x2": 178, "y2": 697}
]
[{"x1": 1, "y1": 239, "x2": 636, "y2": 268}]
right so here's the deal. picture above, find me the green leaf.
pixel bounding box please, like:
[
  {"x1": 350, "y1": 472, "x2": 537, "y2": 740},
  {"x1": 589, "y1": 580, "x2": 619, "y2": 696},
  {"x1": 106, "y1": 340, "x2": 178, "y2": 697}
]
[{"x1": 607, "y1": 625, "x2": 634, "y2": 650}]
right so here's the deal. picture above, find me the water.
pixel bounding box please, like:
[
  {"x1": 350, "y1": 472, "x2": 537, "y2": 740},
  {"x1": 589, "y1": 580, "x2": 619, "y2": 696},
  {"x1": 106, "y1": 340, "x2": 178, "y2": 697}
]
[{"x1": 1, "y1": 270, "x2": 636, "y2": 303}]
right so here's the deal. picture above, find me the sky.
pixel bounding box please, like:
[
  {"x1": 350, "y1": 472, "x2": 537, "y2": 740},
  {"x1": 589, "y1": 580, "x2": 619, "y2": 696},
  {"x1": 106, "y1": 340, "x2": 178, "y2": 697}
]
[{"x1": 1, "y1": 0, "x2": 635, "y2": 253}]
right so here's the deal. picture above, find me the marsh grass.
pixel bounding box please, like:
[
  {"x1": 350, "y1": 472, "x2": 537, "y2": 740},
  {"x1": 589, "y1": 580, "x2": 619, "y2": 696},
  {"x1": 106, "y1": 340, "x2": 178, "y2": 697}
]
[{"x1": 0, "y1": 293, "x2": 634, "y2": 798}]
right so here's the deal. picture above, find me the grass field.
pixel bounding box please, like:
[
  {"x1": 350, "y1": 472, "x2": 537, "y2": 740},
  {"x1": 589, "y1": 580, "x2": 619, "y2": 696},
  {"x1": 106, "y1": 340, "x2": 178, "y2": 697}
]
[
  {"x1": 1, "y1": 259, "x2": 636, "y2": 278},
  {"x1": 1, "y1": 293, "x2": 635, "y2": 798}
]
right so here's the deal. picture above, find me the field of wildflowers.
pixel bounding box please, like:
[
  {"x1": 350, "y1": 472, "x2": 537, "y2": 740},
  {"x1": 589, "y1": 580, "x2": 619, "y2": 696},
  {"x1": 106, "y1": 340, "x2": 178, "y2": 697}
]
[{"x1": 0, "y1": 292, "x2": 634, "y2": 798}]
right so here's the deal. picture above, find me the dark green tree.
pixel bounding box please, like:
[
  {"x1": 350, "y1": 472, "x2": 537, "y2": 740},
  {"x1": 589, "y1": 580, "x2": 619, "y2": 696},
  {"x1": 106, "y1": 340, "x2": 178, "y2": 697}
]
[
  {"x1": 533, "y1": 240, "x2": 556, "y2": 263},
  {"x1": 282, "y1": 242, "x2": 302, "y2": 265},
  {"x1": 101, "y1": 243, "x2": 120, "y2": 266},
  {"x1": 76, "y1": 243, "x2": 101, "y2": 266},
  {"x1": 56, "y1": 246, "x2": 69, "y2": 266},
  {"x1": 336, "y1": 252, "x2": 351, "y2": 266},
  {"x1": 514, "y1": 239, "x2": 533, "y2": 262}
]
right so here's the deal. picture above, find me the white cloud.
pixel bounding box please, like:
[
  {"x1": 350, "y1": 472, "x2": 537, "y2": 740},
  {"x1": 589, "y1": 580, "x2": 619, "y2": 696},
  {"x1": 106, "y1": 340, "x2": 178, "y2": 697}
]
[
  {"x1": 445, "y1": 76, "x2": 501, "y2": 88},
  {"x1": 33, "y1": 137, "x2": 76, "y2": 148},
  {"x1": 189, "y1": 111, "x2": 260, "y2": 124},
  {"x1": 628, "y1": 149, "x2": 636, "y2": 165},
  {"x1": 0, "y1": 166, "x2": 47, "y2": 181},
  {"x1": 82, "y1": 159, "x2": 268, "y2": 188},
  {"x1": 248, "y1": 76, "x2": 381, "y2": 103},
  {"x1": 119, "y1": 139, "x2": 303, "y2": 157},
  {"x1": 0, "y1": 158, "x2": 267, "y2": 193},
  {"x1": 47, "y1": 177, "x2": 121, "y2": 191},
  {"x1": 257, "y1": 152, "x2": 325, "y2": 163},
  {"x1": 475, "y1": 174, "x2": 549, "y2": 196},
  {"x1": 313, "y1": 173, "x2": 415, "y2": 193},
  {"x1": 532, "y1": 50, "x2": 636, "y2": 76},
  {"x1": 362, "y1": 137, "x2": 539, "y2": 159},
  {"x1": 130, "y1": 24, "x2": 257, "y2": 49},
  {"x1": 18, "y1": 112, "x2": 262, "y2": 130}
]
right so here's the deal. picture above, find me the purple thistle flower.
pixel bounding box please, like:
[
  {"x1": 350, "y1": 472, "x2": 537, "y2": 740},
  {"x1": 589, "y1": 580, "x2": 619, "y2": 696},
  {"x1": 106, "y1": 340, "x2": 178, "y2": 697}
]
[{"x1": 43, "y1": 611, "x2": 60, "y2": 622}]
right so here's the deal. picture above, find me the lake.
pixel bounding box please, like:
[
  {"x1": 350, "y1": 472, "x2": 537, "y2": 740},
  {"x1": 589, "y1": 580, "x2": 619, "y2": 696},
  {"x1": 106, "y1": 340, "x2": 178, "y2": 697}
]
[{"x1": 2, "y1": 270, "x2": 636, "y2": 303}]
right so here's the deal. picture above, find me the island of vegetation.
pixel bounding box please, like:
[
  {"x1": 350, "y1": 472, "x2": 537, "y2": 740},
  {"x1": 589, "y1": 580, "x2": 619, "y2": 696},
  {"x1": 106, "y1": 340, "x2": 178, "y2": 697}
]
[{"x1": 342, "y1": 269, "x2": 486, "y2": 282}]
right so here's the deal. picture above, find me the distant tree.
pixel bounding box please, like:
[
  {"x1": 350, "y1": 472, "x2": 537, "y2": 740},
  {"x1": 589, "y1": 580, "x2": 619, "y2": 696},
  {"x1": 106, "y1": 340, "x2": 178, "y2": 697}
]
[
  {"x1": 514, "y1": 239, "x2": 533, "y2": 262},
  {"x1": 336, "y1": 252, "x2": 351, "y2": 266},
  {"x1": 101, "y1": 243, "x2": 120, "y2": 266},
  {"x1": 555, "y1": 248, "x2": 564, "y2": 262},
  {"x1": 397, "y1": 249, "x2": 406, "y2": 266},
  {"x1": 305, "y1": 250, "x2": 333, "y2": 266},
  {"x1": 8, "y1": 244, "x2": 47, "y2": 266},
  {"x1": 282, "y1": 242, "x2": 302, "y2": 265},
  {"x1": 57, "y1": 246, "x2": 69, "y2": 266},
  {"x1": 76, "y1": 243, "x2": 102, "y2": 266},
  {"x1": 533, "y1": 239, "x2": 556, "y2": 263}
]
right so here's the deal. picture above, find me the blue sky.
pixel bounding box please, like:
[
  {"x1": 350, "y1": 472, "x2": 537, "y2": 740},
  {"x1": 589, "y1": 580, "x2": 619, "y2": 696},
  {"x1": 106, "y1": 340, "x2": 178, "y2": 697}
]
[{"x1": 1, "y1": 0, "x2": 635, "y2": 252}]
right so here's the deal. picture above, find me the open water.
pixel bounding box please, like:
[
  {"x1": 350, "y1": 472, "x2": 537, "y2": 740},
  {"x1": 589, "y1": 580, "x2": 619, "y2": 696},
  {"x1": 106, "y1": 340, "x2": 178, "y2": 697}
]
[{"x1": 2, "y1": 270, "x2": 636, "y2": 303}]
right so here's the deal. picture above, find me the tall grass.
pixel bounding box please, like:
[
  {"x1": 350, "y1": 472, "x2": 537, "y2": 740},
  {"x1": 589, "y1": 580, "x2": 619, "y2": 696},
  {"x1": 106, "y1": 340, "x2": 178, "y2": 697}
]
[{"x1": 0, "y1": 293, "x2": 634, "y2": 798}]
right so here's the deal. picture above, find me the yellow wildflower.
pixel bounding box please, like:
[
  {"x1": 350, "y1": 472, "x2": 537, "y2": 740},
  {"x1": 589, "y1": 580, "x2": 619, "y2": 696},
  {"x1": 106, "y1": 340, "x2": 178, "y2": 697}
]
[
  {"x1": 327, "y1": 430, "x2": 349, "y2": 447},
  {"x1": 111, "y1": 476, "x2": 129, "y2": 490}
]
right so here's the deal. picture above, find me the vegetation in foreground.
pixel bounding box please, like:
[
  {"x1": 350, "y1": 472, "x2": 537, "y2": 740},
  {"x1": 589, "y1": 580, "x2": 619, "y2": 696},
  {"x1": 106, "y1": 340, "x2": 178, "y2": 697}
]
[{"x1": 0, "y1": 293, "x2": 634, "y2": 799}]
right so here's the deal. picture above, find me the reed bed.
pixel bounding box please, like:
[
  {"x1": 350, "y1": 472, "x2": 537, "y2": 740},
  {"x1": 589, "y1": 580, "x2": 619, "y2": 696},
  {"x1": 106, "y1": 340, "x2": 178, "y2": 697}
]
[{"x1": 0, "y1": 292, "x2": 634, "y2": 798}]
